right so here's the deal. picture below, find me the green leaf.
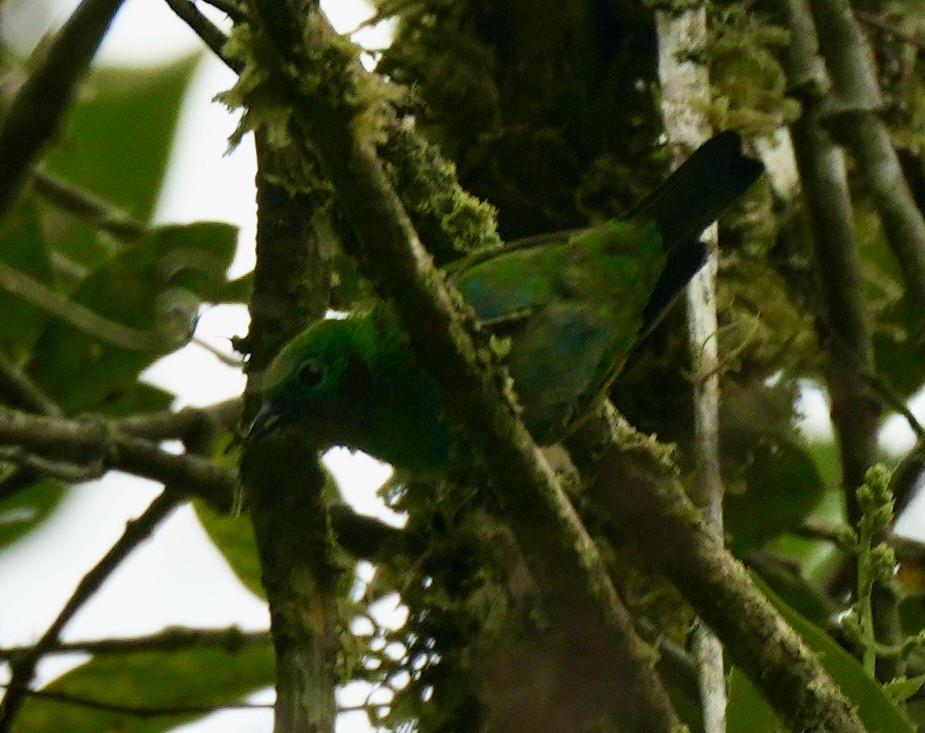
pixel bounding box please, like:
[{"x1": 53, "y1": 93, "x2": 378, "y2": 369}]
[
  {"x1": 724, "y1": 433, "x2": 826, "y2": 554},
  {"x1": 195, "y1": 500, "x2": 264, "y2": 599},
  {"x1": 752, "y1": 572, "x2": 915, "y2": 733},
  {"x1": 16, "y1": 645, "x2": 274, "y2": 733},
  {"x1": 0, "y1": 479, "x2": 65, "y2": 550},
  {"x1": 727, "y1": 665, "x2": 783, "y2": 733},
  {"x1": 44, "y1": 58, "x2": 199, "y2": 224},
  {"x1": 26, "y1": 222, "x2": 237, "y2": 414},
  {"x1": 0, "y1": 198, "x2": 56, "y2": 360}
]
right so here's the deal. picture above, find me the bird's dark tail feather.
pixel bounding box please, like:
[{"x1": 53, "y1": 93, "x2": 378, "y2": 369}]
[{"x1": 633, "y1": 131, "x2": 764, "y2": 331}]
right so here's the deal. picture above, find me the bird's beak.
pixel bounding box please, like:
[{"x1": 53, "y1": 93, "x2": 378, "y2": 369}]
[{"x1": 247, "y1": 400, "x2": 288, "y2": 441}]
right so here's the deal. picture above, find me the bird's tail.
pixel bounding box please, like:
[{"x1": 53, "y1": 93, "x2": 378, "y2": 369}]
[{"x1": 632, "y1": 131, "x2": 764, "y2": 330}]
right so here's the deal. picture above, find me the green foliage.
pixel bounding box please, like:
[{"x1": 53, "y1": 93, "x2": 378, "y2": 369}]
[
  {"x1": 15, "y1": 645, "x2": 274, "y2": 732},
  {"x1": 26, "y1": 222, "x2": 237, "y2": 414},
  {"x1": 0, "y1": 478, "x2": 65, "y2": 550},
  {"x1": 195, "y1": 499, "x2": 265, "y2": 599},
  {"x1": 41, "y1": 58, "x2": 198, "y2": 224}
]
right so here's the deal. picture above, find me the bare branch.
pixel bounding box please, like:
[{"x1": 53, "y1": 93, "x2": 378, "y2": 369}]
[
  {"x1": 654, "y1": 7, "x2": 727, "y2": 729},
  {"x1": 31, "y1": 168, "x2": 147, "y2": 242},
  {"x1": 0, "y1": 492, "x2": 179, "y2": 731},
  {"x1": 0, "y1": 684, "x2": 272, "y2": 719},
  {"x1": 0, "y1": 409, "x2": 237, "y2": 510},
  {"x1": 0, "y1": 626, "x2": 269, "y2": 660},
  {"x1": 163, "y1": 0, "x2": 242, "y2": 73},
  {"x1": 0, "y1": 351, "x2": 60, "y2": 417}
]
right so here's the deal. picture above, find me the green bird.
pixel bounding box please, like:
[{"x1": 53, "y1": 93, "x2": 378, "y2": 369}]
[{"x1": 250, "y1": 132, "x2": 763, "y2": 470}]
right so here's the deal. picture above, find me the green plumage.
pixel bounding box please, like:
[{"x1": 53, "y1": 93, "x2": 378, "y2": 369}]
[{"x1": 251, "y1": 132, "x2": 763, "y2": 470}]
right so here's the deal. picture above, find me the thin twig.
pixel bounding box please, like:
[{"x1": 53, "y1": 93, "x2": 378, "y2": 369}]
[
  {"x1": 163, "y1": 0, "x2": 243, "y2": 73},
  {"x1": 192, "y1": 335, "x2": 245, "y2": 367},
  {"x1": 0, "y1": 684, "x2": 272, "y2": 719},
  {"x1": 0, "y1": 262, "x2": 174, "y2": 352},
  {"x1": 0, "y1": 627, "x2": 269, "y2": 661},
  {"x1": 0, "y1": 351, "x2": 60, "y2": 417},
  {"x1": 798, "y1": 515, "x2": 925, "y2": 566},
  {"x1": 862, "y1": 370, "x2": 925, "y2": 438},
  {"x1": 31, "y1": 168, "x2": 147, "y2": 242},
  {"x1": 654, "y1": 7, "x2": 727, "y2": 731},
  {"x1": 200, "y1": 0, "x2": 247, "y2": 22},
  {"x1": 0, "y1": 492, "x2": 179, "y2": 731}
]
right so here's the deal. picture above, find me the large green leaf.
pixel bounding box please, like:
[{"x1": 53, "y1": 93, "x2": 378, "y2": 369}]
[
  {"x1": 43, "y1": 57, "x2": 199, "y2": 224},
  {"x1": 721, "y1": 384, "x2": 827, "y2": 554},
  {"x1": 752, "y1": 572, "x2": 915, "y2": 733},
  {"x1": 727, "y1": 666, "x2": 782, "y2": 733},
  {"x1": 195, "y1": 499, "x2": 264, "y2": 599},
  {"x1": 35, "y1": 57, "x2": 200, "y2": 278},
  {"x1": 26, "y1": 222, "x2": 237, "y2": 414},
  {"x1": 15, "y1": 645, "x2": 274, "y2": 733}
]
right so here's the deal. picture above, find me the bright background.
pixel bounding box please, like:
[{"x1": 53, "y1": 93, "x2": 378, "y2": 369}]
[{"x1": 0, "y1": 1, "x2": 923, "y2": 732}]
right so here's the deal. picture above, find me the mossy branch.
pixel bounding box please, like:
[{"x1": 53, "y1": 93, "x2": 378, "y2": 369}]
[
  {"x1": 567, "y1": 404, "x2": 867, "y2": 733},
  {"x1": 237, "y1": 3, "x2": 685, "y2": 730}
]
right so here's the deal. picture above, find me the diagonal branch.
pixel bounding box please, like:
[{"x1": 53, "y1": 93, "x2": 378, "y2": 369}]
[
  {"x1": 567, "y1": 404, "x2": 867, "y2": 733},
  {"x1": 0, "y1": 492, "x2": 179, "y2": 731},
  {"x1": 163, "y1": 0, "x2": 242, "y2": 73},
  {"x1": 0, "y1": 0, "x2": 129, "y2": 223}
]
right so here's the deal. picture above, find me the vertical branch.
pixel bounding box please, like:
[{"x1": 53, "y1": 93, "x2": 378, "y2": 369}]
[
  {"x1": 780, "y1": 0, "x2": 902, "y2": 680},
  {"x1": 241, "y1": 135, "x2": 339, "y2": 733},
  {"x1": 807, "y1": 0, "x2": 925, "y2": 320},
  {"x1": 779, "y1": 0, "x2": 881, "y2": 530},
  {"x1": 654, "y1": 7, "x2": 727, "y2": 732}
]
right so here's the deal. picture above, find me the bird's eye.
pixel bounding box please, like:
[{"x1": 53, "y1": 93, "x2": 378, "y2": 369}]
[{"x1": 298, "y1": 360, "x2": 325, "y2": 387}]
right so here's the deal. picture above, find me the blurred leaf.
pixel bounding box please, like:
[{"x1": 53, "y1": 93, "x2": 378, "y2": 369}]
[
  {"x1": 899, "y1": 593, "x2": 925, "y2": 634},
  {"x1": 722, "y1": 382, "x2": 826, "y2": 554},
  {"x1": 857, "y1": 209, "x2": 925, "y2": 398},
  {"x1": 0, "y1": 479, "x2": 65, "y2": 550},
  {"x1": 727, "y1": 666, "x2": 782, "y2": 733},
  {"x1": 26, "y1": 222, "x2": 237, "y2": 414},
  {"x1": 748, "y1": 552, "x2": 834, "y2": 627},
  {"x1": 37, "y1": 57, "x2": 200, "y2": 278},
  {"x1": 44, "y1": 57, "x2": 199, "y2": 222},
  {"x1": 752, "y1": 572, "x2": 915, "y2": 733},
  {"x1": 16, "y1": 645, "x2": 273, "y2": 733},
  {"x1": 0, "y1": 197, "x2": 55, "y2": 360},
  {"x1": 195, "y1": 500, "x2": 264, "y2": 599}
]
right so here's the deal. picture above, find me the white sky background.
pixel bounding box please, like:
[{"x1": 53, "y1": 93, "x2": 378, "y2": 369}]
[{"x1": 2, "y1": 1, "x2": 925, "y2": 732}]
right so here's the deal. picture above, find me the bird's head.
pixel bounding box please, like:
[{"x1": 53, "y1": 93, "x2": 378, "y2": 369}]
[{"x1": 247, "y1": 317, "x2": 375, "y2": 444}]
